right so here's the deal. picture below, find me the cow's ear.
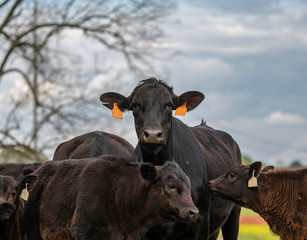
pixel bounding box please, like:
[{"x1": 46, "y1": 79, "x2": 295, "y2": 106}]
[
  {"x1": 100, "y1": 92, "x2": 130, "y2": 111},
  {"x1": 248, "y1": 162, "x2": 262, "y2": 178},
  {"x1": 262, "y1": 165, "x2": 274, "y2": 173},
  {"x1": 22, "y1": 168, "x2": 35, "y2": 176},
  {"x1": 140, "y1": 163, "x2": 158, "y2": 182},
  {"x1": 17, "y1": 174, "x2": 38, "y2": 194},
  {"x1": 248, "y1": 162, "x2": 262, "y2": 188},
  {"x1": 174, "y1": 91, "x2": 204, "y2": 114}
]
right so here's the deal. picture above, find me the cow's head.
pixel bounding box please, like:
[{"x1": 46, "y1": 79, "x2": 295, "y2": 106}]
[
  {"x1": 100, "y1": 78, "x2": 204, "y2": 154},
  {"x1": 208, "y1": 162, "x2": 263, "y2": 207},
  {"x1": 140, "y1": 161, "x2": 199, "y2": 222},
  {"x1": 0, "y1": 175, "x2": 38, "y2": 221}
]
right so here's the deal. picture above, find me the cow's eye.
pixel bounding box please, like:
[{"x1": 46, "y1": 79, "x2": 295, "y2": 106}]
[
  {"x1": 11, "y1": 191, "x2": 17, "y2": 197},
  {"x1": 164, "y1": 103, "x2": 172, "y2": 109},
  {"x1": 131, "y1": 103, "x2": 140, "y2": 110},
  {"x1": 167, "y1": 183, "x2": 180, "y2": 194},
  {"x1": 229, "y1": 172, "x2": 236, "y2": 178},
  {"x1": 168, "y1": 183, "x2": 175, "y2": 189}
]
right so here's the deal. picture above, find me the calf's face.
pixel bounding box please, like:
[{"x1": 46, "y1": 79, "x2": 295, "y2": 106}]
[
  {"x1": 0, "y1": 176, "x2": 18, "y2": 221},
  {"x1": 140, "y1": 162, "x2": 199, "y2": 222},
  {"x1": 209, "y1": 162, "x2": 262, "y2": 206},
  {"x1": 0, "y1": 175, "x2": 37, "y2": 221},
  {"x1": 100, "y1": 78, "x2": 204, "y2": 155}
]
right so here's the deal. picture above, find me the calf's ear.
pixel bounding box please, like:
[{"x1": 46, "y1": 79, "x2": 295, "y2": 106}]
[
  {"x1": 248, "y1": 162, "x2": 262, "y2": 188},
  {"x1": 262, "y1": 165, "x2": 274, "y2": 173},
  {"x1": 248, "y1": 162, "x2": 262, "y2": 178},
  {"x1": 17, "y1": 174, "x2": 38, "y2": 194},
  {"x1": 22, "y1": 168, "x2": 35, "y2": 176},
  {"x1": 140, "y1": 163, "x2": 158, "y2": 182},
  {"x1": 174, "y1": 91, "x2": 204, "y2": 115}
]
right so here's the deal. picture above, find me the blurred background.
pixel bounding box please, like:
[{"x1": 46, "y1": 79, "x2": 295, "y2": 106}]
[{"x1": 1, "y1": 0, "x2": 306, "y2": 168}]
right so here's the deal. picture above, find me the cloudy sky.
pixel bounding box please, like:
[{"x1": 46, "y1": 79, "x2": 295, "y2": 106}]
[
  {"x1": 150, "y1": 0, "x2": 307, "y2": 166},
  {"x1": 1, "y1": 0, "x2": 306, "y2": 166}
]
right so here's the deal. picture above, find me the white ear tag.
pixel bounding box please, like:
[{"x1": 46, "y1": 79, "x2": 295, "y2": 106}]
[
  {"x1": 248, "y1": 170, "x2": 258, "y2": 188},
  {"x1": 21, "y1": 183, "x2": 29, "y2": 201}
]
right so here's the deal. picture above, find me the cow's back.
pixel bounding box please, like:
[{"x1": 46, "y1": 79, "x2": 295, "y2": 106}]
[
  {"x1": 192, "y1": 123, "x2": 241, "y2": 179},
  {"x1": 26, "y1": 159, "x2": 88, "y2": 239},
  {"x1": 53, "y1": 131, "x2": 134, "y2": 160},
  {"x1": 259, "y1": 168, "x2": 307, "y2": 239}
]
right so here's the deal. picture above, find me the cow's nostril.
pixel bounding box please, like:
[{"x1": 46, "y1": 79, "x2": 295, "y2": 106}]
[
  {"x1": 188, "y1": 208, "x2": 199, "y2": 222},
  {"x1": 144, "y1": 130, "x2": 149, "y2": 138},
  {"x1": 189, "y1": 209, "x2": 197, "y2": 216},
  {"x1": 157, "y1": 132, "x2": 162, "y2": 139}
]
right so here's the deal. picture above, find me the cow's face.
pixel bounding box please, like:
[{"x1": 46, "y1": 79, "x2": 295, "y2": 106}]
[
  {"x1": 0, "y1": 175, "x2": 38, "y2": 221},
  {"x1": 100, "y1": 78, "x2": 204, "y2": 154},
  {"x1": 0, "y1": 176, "x2": 18, "y2": 221},
  {"x1": 129, "y1": 82, "x2": 174, "y2": 153},
  {"x1": 140, "y1": 162, "x2": 199, "y2": 222},
  {"x1": 209, "y1": 162, "x2": 262, "y2": 207}
]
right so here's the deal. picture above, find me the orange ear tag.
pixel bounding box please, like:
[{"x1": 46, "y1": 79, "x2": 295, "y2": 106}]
[
  {"x1": 175, "y1": 102, "x2": 187, "y2": 116},
  {"x1": 112, "y1": 103, "x2": 123, "y2": 119}
]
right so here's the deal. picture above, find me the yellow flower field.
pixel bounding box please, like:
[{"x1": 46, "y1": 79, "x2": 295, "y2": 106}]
[{"x1": 218, "y1": 208, "x2": 279, "y2": 240}]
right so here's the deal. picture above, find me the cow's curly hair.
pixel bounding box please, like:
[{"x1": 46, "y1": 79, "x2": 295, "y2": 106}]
[{"x1": 132, "y1": 77, "x2": 174, "y2": 95}]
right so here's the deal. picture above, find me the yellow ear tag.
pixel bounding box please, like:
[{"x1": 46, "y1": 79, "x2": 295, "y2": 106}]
[
  {"x1": 21, "y1": 183, "x2": 29, "y2": 201},
  {"x1": 248, "y1": 170, "x2": 258, "y2": 188},
  {"x1": 175, "y1": 102, "x2": 187, "y2": 116},
  {"x1": 112, "y1": 103, "x2": 123, "y2": 119}
]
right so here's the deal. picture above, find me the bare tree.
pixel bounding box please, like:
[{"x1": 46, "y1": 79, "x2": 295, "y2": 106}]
[{"x1": 0, "y1": 0, "x2": 175, "y2": 162}]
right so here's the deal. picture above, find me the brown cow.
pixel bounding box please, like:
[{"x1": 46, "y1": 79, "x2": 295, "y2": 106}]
[
  {"x1": 0, "y1": 175, "x2": 37, "y2": 240},
  {"x1": 25, "y1": 156, "x2": 199, "y2": 240},
  {"x1": 52, "y1": 131, "x2": 134, "y2": 160},
  {"x1": 209, "y1": 161, "x2": 307, "y2": 240}
]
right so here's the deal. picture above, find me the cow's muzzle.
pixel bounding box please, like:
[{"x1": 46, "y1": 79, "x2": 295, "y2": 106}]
[
  {"x1": 0, "y1": 202, "x2": 16, "y2": 221},
  {"x1": 143, "y1": 128, "x2": 163, "y2": 144},
  {"x1": 179, "y1": 206, "x2": 199, "y2": 223},
  {"x1": 208, "y1": 180, "x2": 220, "y2": 196}
]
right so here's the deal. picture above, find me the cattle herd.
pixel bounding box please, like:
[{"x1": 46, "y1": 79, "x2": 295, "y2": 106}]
[{"x1": 0, "y1": 78, "x2": 306, "y2": 240}]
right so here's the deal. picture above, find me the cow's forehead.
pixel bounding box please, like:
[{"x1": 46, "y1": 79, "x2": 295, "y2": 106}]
[
  {"x1": 161, "y1": 162, "x2": 190, "y2": 184},
  {"x1": 0, "y1": 176, "x2": 16, "y2": 189},
  {"x1": 133, "y1": 85, "x2": 174, "y2": 103},
  {"x1": 231, "y1": 165, "x2": 249, "y2": 176}
]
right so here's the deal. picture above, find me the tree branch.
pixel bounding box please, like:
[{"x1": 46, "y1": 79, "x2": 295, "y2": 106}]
[{"x1": 0, "y1": 0, "x2": 22, "y2": 33}]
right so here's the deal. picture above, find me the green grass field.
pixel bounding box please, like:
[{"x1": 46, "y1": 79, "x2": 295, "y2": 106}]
[{"x1": 218, "y1": 208, "x2": 279, "y2": 240}]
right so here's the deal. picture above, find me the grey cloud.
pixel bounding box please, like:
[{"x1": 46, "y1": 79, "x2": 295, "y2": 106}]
[{"x1": 182, "y1": 0, "x2": 306, "y2": 15}]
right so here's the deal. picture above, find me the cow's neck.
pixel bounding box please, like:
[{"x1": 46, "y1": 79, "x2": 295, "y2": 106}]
[
  {"x1": 139, "y1": 140, "x2": 172, "y2": 165},
  {"x1": 114, "y1": 180, "x2": 165, "y2": 240}
]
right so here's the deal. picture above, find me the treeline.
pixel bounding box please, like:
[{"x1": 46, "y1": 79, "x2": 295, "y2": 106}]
[{"x1": 242, "y1": 154, "x2": 305, "y2": 168}]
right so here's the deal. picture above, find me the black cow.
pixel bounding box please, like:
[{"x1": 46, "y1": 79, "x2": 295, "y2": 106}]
[
  {"x1": 0, "y1": 174, "x2": 37, "y2": 240},
  {"x1": 53, "y1": 131, "x2": 134, "y2": 160},
  {"x1": 25, "y1": 157, "x2": 199, "y2": 240},
  {"x1": 100, "y1": 78, "x2": 242, "y2": 240}
]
